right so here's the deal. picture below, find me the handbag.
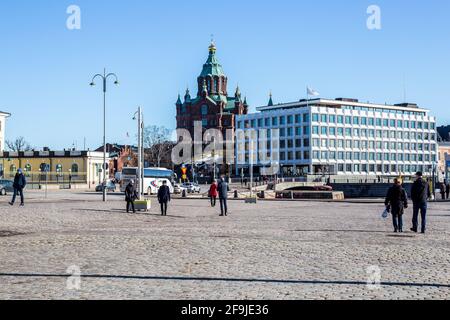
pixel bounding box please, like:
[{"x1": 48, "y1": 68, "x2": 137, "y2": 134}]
[{"x1": 382, "y1": 208, "x2": 389, "y2": 219}]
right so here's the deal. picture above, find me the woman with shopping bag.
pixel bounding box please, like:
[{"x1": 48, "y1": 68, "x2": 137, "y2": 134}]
[{"x1": 384, "y1": 178, "x2": 408, "y2": 233}]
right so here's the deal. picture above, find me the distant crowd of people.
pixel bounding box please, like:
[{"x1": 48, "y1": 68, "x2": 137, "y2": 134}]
[
  {"x1": 5, "y1": 166, "x2": 448, "y2": 235},
  {"x1": 123, "y1": 175, "x2": 230, "y2": 217}
]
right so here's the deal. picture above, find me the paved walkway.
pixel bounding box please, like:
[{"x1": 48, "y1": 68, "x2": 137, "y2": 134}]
[{"x1": 1, "y1": 191, "x2": 449, "y2": 299}]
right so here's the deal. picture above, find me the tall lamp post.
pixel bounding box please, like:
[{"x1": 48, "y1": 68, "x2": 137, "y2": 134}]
[
  {"x1": 432, "y1": 162, "x2": 437, "y2": 201},
  {"x1": 133, "y1": 107, "x2": 144, "y2": 199},
  {"x1": 90, "y1": 69, "x2": 119, "y2": 202}
]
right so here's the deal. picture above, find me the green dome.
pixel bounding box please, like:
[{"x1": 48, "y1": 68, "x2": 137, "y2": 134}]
[{"x1": 199, "y1": 42, "x2": 226, "y2": 77}]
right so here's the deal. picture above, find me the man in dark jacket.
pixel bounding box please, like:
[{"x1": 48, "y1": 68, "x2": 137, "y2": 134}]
[
  {"x1": 446, "y1": 179, "x2": 450, "y2": 200},
  {"x1": 410, "y1": 172, "x2": 431, "y2": 234},
  {"x1": 125, "y1": 180, "x2": 138, "y2": 213},
  {"x1": 157, "y1": 180, "x2": 171, "y2": 216},
  {"x1": 9, "y1": 169, "x2": 26, "y2": 207},
  {"x1": 385, "y1": 178, "x2": 408, "y2": 233},
  {"x1": 218, "y1": 176, "x2": 229, "y2": 216},
  {"x1": 440, "y1": 182, "x2": 447, "y2": 200}
]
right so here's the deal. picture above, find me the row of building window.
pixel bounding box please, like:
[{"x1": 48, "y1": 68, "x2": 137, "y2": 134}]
[
  {"x1": 237, "y1": 125, "x2": 436, "y2": 141},
  {"x1": 332, "y1": 164, "x2": 431, "y2": 174},
  {"x1": 238, "y1": 151, "x2": 436, "y2": 163},
  {"x1": 238, "y1": 114, "x2": 310, "y2": 128},
  {"x1": 238, "y1": 114, "x2": 435, "y2": 130},
  {"x1": 312, "y1": 114, "x2": 435, "y2": 129},
  {"x1": 311, "y1": 139, "x2": 437, "y2": 151},
  {"x1": 311, "y1": 126, "x2": 436, "y2": 140},
  {"x1": 238, "y1": 140, "x2": 437, "y2": 153},
  {"x1": 238, "y1": 151, "x2": 311, "y2": 163},
  {"x1": 311, "y1": 151, "x2": 436, "y2": 162},
  {"x1": 337, "y1": 163, "x2": 432, "y2": 173},
  {"x1": 340, "y1": 105, "x2": 426, "y2": 117},
  {"x1": 8, "y1": 163, "x2": 79, "y2": 177}
]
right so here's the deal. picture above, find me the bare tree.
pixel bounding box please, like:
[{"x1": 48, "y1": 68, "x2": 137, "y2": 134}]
[
  {"x1": 143, "y1": 126, "x2": 173, "y2": 167},
  {"x1": 6, "y1": 137, "x2": 32, "y2": 152}
]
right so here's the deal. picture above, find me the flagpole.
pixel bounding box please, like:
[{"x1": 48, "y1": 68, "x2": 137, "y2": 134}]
[{"x1": 306, "y1": 86, "x2": 309, "y2": 108}]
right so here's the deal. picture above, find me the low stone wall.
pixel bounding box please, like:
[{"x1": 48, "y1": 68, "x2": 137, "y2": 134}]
[
  {"x1": 26, "y1": 183, "x2": 89, "y2": 190},
  {"x1": 330, "y1": 183, "x2": 413, "y2": 199},
  {"x1": 275, "y1": 190, "x2": 345, "y2": 200}
]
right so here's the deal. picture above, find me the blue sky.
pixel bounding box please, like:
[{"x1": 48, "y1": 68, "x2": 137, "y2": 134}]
[{"x1": 1, "y1": 0, "x2": 450, "y2": 150}]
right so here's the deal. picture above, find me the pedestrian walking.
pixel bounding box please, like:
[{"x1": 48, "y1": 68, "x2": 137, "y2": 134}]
[
  {"x1": 157, "y1": 180, "x2": 171, "y2": 216},
  {"x1": 410, "y1": 171, "x2": 431, "y2": 234},
  {"x1": 9, "y1": 168, "x2": 26, "y2": 207},
  {"x1": 125, "y1": 180, "x2": 138, "y2": 213},
  {"x1": 385, "y1": 178, "x2": 408, "y2": 233},
  {"x1": 218, "y1": 176, "x2": 230, "y2": 216},
  {"x1": 446, "y1": 179, "x2": 450, "y2": 200},
  {"x1": 440, "y1": 182, "x2": 446, "y2": 200},
  {"x1": 209, "y1": 180, "x2": 218, "y2": 207}
]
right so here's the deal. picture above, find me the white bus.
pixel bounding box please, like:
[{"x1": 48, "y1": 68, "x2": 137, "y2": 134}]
[{"x1": 120, "y1": 167, "x2": 175, "y2": 195}]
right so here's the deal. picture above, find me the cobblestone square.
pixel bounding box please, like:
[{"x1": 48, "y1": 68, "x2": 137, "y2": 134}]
[{"x1": 1, "y1": 191, "x2": 449, "y2": 300}]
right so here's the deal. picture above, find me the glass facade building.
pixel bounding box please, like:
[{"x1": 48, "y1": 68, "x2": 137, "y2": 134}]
[{"x1": 235, "y1": 98, "x2": 438, "y2": 177}]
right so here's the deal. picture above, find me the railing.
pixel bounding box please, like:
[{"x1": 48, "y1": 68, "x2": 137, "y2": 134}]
[
  {"x1": 2, "y1": 172, "x2": 89, "y2": 189},
  {"x1": 306, "y1": 174, "x2": 420, "y2": 184}
]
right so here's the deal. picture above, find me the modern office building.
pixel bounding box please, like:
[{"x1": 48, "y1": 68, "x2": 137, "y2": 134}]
[{"x1": 235, "y1": 97, "x2": 438, "y2": 178}]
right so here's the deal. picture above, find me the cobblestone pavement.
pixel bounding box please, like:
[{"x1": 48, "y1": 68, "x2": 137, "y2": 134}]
[{"x1": 1, "y1": 191, "x2": 449, "y2": 300}]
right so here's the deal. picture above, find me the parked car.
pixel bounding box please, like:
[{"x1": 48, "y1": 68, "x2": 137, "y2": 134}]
[
  {"x1": 95, "y1": 181, "x2": 117, "y2": 192},
  {"x1": 0, "y1": 180, "x2": 14, "y2": 196},
  {"x1": 182, "y1": 182, "x2": 201, "y2": 193},
  {"x1": 173, "y1": 184, "x2": 187, "y2": 194}
]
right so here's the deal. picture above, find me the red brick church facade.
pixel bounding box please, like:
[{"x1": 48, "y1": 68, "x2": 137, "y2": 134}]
[{"x1": 176, "y1": 42, "x2": 248, "y2": 136}]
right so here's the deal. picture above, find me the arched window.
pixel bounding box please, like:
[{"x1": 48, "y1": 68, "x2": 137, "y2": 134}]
[
  {"x1": 10, "y1": 164, "x2": 17, "y2": 177},
  {"x1": 56, "y1": 164, "x2": 63, "y2": 177},
  {"x1": 71, "y1": 163, "x2": 79, "y2": 175},
  {"x1": 207, "y1": 77, "x2": 211, "y2": 92},
  {"x1": 201, "y1": 104, "x2": 208, "y2": 116},
  {"x1": 24, "y1": 164, "x2": 32, "y2": 177},
  {"x1": 214, "y1": 77, "x2": 219, "y2": 93},
  {"x1": 40, "y1": 163, "x2": 48, "y2": 172}
]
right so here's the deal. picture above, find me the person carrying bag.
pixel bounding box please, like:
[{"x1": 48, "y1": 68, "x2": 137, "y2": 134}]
[
  {"x1": 384, "y1": 178, "x2": 408, "y2": 233},
  {"x1": 125, "y1": 180, "x2": 138, "y2": 213}
]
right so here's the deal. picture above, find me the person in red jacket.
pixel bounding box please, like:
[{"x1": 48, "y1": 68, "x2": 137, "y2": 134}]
[{"x1": 209, "y1": 180, "x2": 218, "y2": 207}]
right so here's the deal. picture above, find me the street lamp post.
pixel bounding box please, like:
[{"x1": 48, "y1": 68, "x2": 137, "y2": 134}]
[
  {"x1": 133, "y1": 107, "x2": 144, "y2": 199},
  {"x1": 432, "y1": 162, "x2": 437, "y2": 201},
  {"x1": 68, "y1": 169, "x2": 72, "y2": 190},
  {"x1": 249, "y1": 138, "x2": 254, "y2": 198},
  {"x1": 90, "y1": 68, "x2": 119, "y2": 202}
]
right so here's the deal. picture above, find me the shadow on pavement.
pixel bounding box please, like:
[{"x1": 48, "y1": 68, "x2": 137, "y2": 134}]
[
  {"x1": 0, "y1": 273, "x2": 449, "y2": 289},
  {"x1": 292, "y1": 229, "x2": 388, "y2": 234}
]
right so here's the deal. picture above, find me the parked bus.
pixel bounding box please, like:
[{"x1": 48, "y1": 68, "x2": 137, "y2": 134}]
[{"x1": 120, "y1": 167, "x2": 175, "y2": 195}]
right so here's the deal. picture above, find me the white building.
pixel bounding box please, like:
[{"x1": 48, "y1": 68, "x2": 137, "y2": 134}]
[
  {"x1": 0, "y1": 111, "x2": 11, "y2": 152},
  {"x1": 235, "y1": 98, "x2": 438, "y2": 178}
]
